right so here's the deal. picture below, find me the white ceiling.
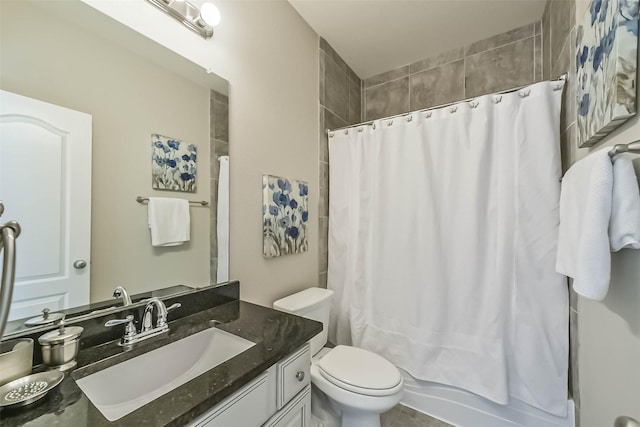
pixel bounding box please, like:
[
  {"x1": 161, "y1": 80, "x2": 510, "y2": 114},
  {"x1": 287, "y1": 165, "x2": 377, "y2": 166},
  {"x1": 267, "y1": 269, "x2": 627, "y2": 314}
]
[{"x1": 289, "y1": 0, "x2": 547, "y2": 79}]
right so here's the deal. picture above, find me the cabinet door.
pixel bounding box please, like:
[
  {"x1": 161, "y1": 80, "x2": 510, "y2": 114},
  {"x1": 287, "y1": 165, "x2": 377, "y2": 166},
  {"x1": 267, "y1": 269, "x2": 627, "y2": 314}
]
[
  {"x1": 190, "y1": 371, "x2": 274, "y2": 427},
  {"x1": 264, "y1": 386, "x2": 311, "y2": 427}
]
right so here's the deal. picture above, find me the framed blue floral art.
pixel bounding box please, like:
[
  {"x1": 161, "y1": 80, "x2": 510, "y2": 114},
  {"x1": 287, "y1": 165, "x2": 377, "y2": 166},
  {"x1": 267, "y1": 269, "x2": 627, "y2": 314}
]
[
  {"x1": 151, "y1": 134, "x2": 197, "y2": 192},
  {"x1": 576, "y1": 0, "x2": 638, "y2": 147},
  {"x1": 263, "y1": 175, "x2": 309, "y2": 258}
]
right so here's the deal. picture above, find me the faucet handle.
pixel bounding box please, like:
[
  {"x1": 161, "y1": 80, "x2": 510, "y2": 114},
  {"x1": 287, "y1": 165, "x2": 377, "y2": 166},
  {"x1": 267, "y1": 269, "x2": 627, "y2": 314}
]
[
  {"x1": 105, "y1": 315, "x2": 134, "y2": 327},
  {"x1": 105, "y1": 315, "x2": 137, "y2": 345},
  {"x1": 156, "y1": 302, "x2": 181, "y2": 328},
  {"x1": 167, "y1": 303, "x2": 181, "y2": 313}
]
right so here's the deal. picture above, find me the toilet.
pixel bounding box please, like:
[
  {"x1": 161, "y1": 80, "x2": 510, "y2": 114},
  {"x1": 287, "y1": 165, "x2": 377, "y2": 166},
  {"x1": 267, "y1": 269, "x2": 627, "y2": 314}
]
[{"x1": 273, "y1": 288, "x2": 403, "y2": 427}]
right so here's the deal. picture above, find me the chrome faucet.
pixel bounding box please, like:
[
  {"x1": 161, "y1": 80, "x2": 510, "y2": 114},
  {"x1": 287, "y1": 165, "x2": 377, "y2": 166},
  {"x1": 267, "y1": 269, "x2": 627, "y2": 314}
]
[
  {"x1": 113, "y1": 286, "x2": 132, "y2": 306},
  {"x1": 105, "y1": 298, "x2": 181, "y2": 346},
  {"x1": 142, "y1": 298, "x2": 180, "y2": 333}
]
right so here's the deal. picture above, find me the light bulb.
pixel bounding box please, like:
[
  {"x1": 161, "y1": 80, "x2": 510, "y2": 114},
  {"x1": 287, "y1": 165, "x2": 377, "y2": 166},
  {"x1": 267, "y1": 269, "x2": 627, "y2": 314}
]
[{"x1": 200, "y1": 2, "x2": 221, "y2": 27}]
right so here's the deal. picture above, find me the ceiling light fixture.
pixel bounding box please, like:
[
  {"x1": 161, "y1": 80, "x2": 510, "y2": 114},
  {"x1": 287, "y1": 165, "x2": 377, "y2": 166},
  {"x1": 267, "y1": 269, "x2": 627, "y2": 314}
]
[{"x1": 145, "y1": 0, "x2": 220, "y2": 39}]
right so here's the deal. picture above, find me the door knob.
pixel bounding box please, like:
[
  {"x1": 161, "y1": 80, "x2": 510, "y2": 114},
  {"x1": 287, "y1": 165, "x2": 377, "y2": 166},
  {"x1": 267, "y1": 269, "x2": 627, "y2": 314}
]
[{"x1": 73, "y1": 260, "x2": 87, "y2": 269}]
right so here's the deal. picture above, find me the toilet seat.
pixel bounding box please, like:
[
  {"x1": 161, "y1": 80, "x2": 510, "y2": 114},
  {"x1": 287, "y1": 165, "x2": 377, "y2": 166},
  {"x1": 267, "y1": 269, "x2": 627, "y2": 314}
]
[{"x1": 318, "y1": 346, "x2": 402, "y2": 397}]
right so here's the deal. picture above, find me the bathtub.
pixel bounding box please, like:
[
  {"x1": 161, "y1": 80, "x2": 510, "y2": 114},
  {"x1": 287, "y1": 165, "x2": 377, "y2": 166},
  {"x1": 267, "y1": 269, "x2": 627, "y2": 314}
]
[{"x1": 399, "y1": 369, "x2": 575, "y2": 427}]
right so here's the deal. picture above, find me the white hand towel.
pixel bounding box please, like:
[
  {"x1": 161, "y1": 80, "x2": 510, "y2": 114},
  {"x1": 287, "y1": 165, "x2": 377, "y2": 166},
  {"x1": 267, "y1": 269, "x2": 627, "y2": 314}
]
[
  {"x1": 556, "y1": 149, "x2": 613, "y2": 301},
  {"x1": 556, "y1": 149, "x2": 640, "y2": 301},
  {"x1": 148, "y1": 197, "x2": 190, "y2": 247},
  {"x1": 609, "y1": 154, "x2": 640, "y2": 251}
]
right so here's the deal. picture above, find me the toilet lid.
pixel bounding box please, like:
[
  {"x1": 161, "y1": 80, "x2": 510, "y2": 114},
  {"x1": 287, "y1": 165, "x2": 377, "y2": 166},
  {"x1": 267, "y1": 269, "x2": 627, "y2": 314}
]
[{"x1": 318, "y1": 346, "x2": 401, "y2": 395}]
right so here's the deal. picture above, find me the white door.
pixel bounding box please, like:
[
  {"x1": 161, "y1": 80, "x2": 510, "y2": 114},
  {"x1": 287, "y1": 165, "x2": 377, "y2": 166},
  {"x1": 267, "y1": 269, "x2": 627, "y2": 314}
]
[{"x1": 0, "y1": 90, "x2": 91, "y2": 320}]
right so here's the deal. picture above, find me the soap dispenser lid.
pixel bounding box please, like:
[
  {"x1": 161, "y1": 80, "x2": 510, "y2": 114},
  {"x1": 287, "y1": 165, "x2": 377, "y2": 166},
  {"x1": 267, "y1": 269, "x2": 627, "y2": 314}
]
[
  {"x1": 38, "y1": 318, "x2": 83, "y2": 345},
  {"x1": 24, "y1": 308, "x2": 64, "y2": 327}
]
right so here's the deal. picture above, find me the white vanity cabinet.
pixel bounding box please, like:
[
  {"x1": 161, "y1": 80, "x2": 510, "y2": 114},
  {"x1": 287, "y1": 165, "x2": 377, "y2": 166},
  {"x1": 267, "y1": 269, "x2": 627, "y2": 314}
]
[
  {"x1": 189, "y1": 344, "x2": 311, "y2": 427},
  {"x1": 263, "y1": 386, "x2": 311, "y2": 427}
]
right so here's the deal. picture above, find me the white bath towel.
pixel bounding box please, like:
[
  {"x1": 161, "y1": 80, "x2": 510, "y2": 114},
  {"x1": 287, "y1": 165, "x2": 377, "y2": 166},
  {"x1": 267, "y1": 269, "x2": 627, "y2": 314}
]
[
  {"x1": 610, "y1": 154, "x2": 640, "y2": 251},
  {"x1": 556, "y1": 150, "x2": 640, "y2": 301},
  {"x1": 147, "y1": 197, "x2": 190, "y2": 247}
]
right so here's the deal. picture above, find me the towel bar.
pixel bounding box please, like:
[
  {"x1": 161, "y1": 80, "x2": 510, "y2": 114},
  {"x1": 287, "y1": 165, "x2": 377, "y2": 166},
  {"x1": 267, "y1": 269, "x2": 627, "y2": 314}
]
[
  {"x1": 136, "y1": 196, "x2": 209, "y2": 206},
  {"x1": 609, "y1": 140, "x2": 640, "y2": 157}
]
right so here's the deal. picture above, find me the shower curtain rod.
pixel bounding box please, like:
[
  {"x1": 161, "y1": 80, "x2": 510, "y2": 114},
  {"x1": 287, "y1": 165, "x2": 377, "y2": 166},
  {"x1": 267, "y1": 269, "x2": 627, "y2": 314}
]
[{"x1": 326, "y1": 73, "x2": 568, "y2": 134}]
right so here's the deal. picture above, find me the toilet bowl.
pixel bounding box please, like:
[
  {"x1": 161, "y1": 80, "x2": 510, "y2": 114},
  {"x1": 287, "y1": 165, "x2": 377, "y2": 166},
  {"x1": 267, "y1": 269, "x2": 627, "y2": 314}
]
[{"x1": 273, "y1": 288, "x2": 403, "y2": 427}]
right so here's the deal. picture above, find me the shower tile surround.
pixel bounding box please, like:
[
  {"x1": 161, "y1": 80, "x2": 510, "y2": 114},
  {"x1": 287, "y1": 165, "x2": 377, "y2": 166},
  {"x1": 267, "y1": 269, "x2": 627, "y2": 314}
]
[
  {"x1": 318, "y1": 38, "x2": 362, "y2": 288},
  {"x1": 320, "y1": 12, "x2": 582, "y2": 425},
  {"x1": 363, "y1": 21, "x2": 543, "y2": 121},
  {"x1": 210, "y1": 90, "x2": 229, "y2": 281}
]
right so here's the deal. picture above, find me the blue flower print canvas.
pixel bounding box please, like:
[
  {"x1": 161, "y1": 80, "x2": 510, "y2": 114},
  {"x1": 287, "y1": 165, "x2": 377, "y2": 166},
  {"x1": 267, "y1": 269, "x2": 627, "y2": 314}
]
[
  {"x1": 576, "y1": 0, "x2": 638, "y2": 147},
  {"x1": 263, "y1": 175, "x2": 309, "y2": 258},
  {"x1": 151, "y1": 134, "x2": 197, "y2": 192}
]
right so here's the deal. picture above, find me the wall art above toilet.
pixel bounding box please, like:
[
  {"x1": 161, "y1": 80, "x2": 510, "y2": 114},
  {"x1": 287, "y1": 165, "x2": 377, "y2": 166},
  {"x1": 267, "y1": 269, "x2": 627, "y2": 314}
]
[
  {"x1": 262, "y1": 175, "x2": 309, "y2": 258},
  {"x1": 576, "y1": 0, "x2": 638, "y2": 147},
  {"x1": 151, "y1": 134, "x2": 198, "y2": 192}
]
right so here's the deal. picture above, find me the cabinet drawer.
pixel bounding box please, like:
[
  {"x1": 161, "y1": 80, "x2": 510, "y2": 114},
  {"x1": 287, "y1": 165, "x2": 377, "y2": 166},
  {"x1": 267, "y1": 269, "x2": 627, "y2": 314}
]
[
  {"x1": 190, "y1": 371, "x2": 272, "y2": 427},
  {"x1": 276, "y1": 344, "x2": 310, "y2": 409}
]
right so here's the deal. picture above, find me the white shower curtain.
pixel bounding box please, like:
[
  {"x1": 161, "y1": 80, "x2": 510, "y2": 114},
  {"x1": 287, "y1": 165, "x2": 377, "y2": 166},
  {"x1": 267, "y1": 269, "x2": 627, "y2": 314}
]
[{"x1": 328, "y1": 81, "x2": 568, "y2": 416}]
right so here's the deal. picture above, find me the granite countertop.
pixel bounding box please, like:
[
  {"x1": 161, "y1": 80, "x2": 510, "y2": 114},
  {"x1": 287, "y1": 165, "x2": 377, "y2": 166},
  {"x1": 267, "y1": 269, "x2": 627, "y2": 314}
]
[{"x1": 0, "y1": 300, "x2": 322, "y2": 427}]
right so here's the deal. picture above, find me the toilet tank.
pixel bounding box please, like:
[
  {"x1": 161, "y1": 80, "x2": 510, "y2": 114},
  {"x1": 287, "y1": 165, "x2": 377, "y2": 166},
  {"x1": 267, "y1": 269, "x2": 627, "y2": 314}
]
[{"x1": 273, "y1": 288, "x2": 334, "y2": 356}]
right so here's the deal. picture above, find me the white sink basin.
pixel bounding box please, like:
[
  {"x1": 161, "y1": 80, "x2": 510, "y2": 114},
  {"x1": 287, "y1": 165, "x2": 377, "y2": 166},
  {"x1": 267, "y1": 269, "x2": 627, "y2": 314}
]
[{"x1": 75, "y1": 327, "x2": 255, "y2": 421}]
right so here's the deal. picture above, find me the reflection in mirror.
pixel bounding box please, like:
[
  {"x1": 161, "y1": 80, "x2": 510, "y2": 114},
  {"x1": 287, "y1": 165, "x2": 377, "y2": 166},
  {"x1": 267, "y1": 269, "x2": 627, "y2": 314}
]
[{"x1": 0, "y1": 0, "x2": 229, "y2": 332}]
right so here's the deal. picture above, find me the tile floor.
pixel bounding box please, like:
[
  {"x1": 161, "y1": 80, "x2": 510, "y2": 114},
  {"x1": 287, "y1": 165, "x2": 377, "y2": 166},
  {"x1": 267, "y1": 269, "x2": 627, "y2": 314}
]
[{"x1": 381, "y1": 404, "x2": 453, "y2": 427}]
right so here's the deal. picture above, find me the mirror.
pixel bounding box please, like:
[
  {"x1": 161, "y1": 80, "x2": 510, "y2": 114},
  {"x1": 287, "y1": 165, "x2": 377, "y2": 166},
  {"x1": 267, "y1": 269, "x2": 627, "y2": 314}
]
[{"x1": 0, "y1": 0, "x2": 229, "y2": 331}]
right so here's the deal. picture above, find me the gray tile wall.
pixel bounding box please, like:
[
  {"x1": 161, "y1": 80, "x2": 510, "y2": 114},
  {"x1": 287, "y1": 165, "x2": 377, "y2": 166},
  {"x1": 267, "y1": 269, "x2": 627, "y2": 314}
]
[
  {"x1": 543, "y1": 0, "x2": 579, "y2": 424},
  {"x1": 318, "y1": 38, "x2": 363, "y2": 288},
  {"x1": 210, "y1": 90, "x2": 229, "y2": 282},
  {"x1": 362, "y1": 22, "x2": 543, "y2": 121}
]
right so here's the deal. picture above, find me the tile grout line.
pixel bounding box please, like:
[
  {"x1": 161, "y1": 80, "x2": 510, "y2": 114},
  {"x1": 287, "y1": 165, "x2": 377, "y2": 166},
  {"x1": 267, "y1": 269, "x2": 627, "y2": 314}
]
[
  {"x1": 322, "y1": 104, "x2": 349, "y2": 128},
  {"x1": 465, "y1": 34, "x2": 536, "y2": 60},
  {"x1": 365, "y1": 34, "x2": 536, "y2": 92},
  {"x1": 325, "y1": 48, "x2": 360, "y2": 88},
  {"x1": 409, "y1": 55, "x2": 464, "y2": 76},
  {"x1": 364, "y1": 70, "x2": 410, "y2": 91}
]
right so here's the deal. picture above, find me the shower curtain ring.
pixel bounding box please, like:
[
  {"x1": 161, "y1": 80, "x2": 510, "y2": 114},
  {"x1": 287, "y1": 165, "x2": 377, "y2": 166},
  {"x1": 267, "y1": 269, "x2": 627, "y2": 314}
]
[
  {"x1": 387, "y1": 120, "x2": 393, "y2": 126},
  {"x1": 493, "y1": 96, "x2": 503, "y2": 104},
  {"x1": 519, "y1": 89, "x2": 531, "y2": 98},
  {"x1": 449, "y1": 107, "x2": 458, "y2": 113},
  {"x1": 424, "y1": 112, "x2": 432, "y2": 118}
]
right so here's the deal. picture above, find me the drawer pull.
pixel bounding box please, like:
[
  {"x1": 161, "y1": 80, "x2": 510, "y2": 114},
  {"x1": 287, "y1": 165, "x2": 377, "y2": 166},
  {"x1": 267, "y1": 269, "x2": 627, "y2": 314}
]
[{"x1": 295, "y1": 371, "x2": 305, "y2": 382}]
